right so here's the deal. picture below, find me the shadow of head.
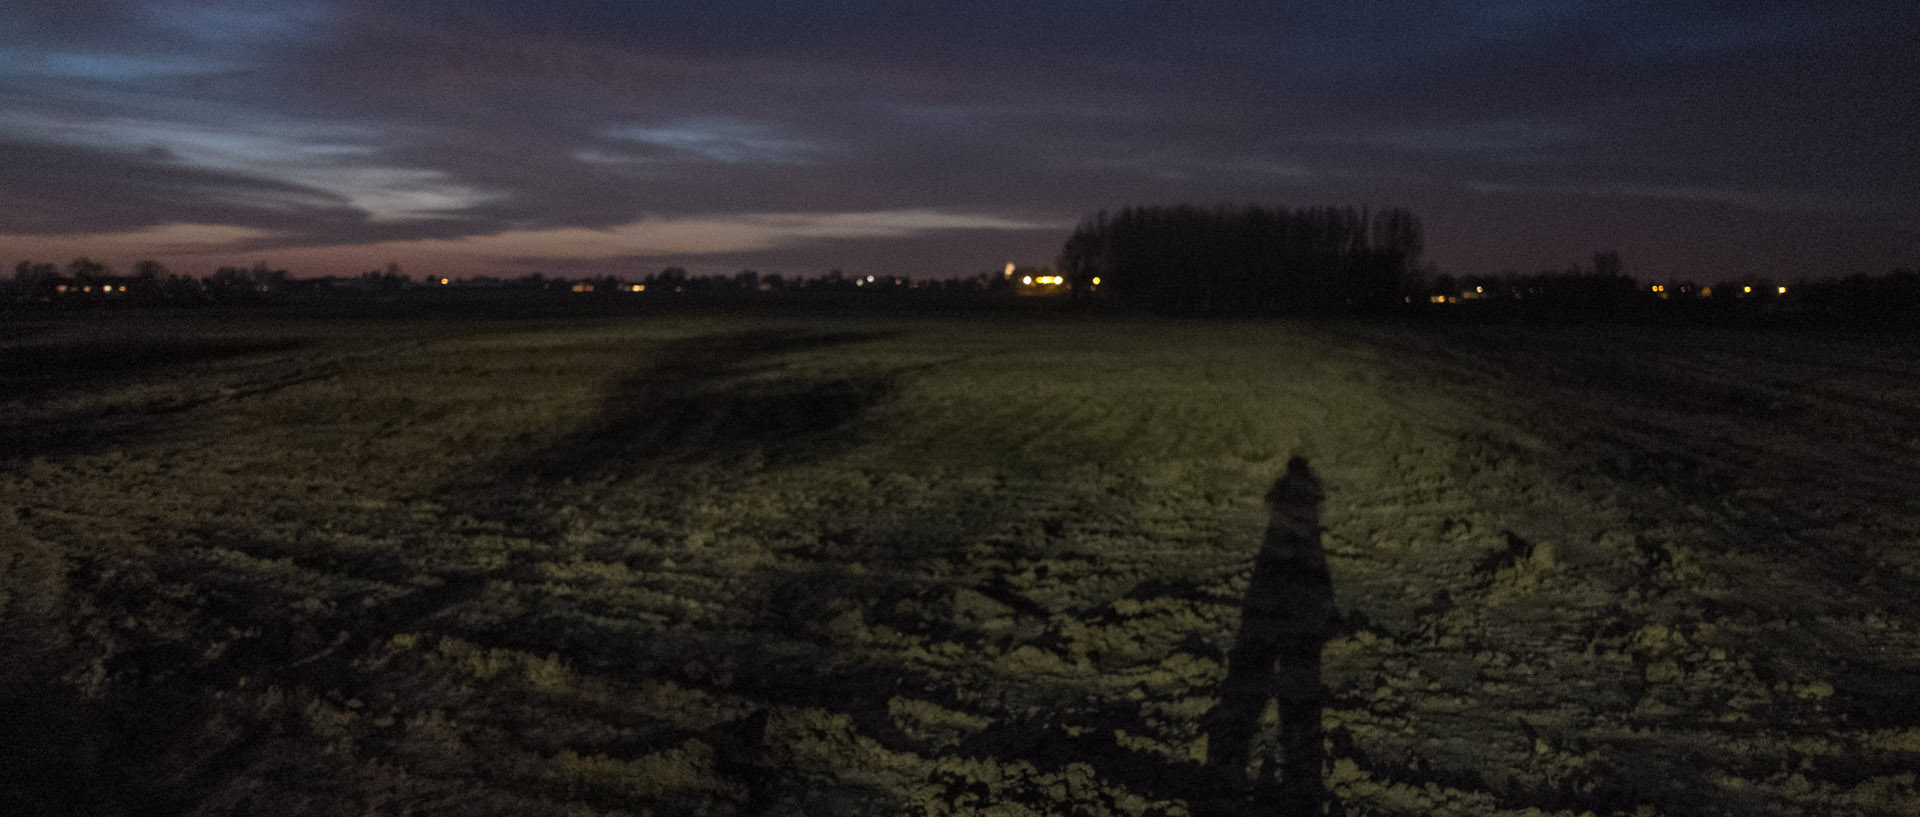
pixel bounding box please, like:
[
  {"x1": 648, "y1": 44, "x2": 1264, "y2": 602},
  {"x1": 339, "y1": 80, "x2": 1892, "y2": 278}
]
[{"x1": 1266, "y1": 455, "x2": 1324, "y2": 518}]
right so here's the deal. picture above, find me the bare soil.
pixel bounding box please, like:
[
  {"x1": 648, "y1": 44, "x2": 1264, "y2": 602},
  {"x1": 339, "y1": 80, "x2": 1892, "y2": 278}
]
[{"x1": 4, "y1": 312, "x2": 1916, "y2": 816}]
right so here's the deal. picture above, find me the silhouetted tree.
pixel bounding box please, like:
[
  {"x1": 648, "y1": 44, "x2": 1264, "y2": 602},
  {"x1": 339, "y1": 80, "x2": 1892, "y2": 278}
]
[
  {"x1": 11, "y1": 261, "x2": 59, "y2": 303},
  {"x1": 1057, "y1": 204, "x2": 1424, "y2": 315},
  {"x1": 1592, "y1": 250, "x2": 1622, "y2": 279},
  {"x1": 64, "y1": 258, "x2": 109, "y2": 289},
  {"x1": 653, "y1": 267, "x2": 689, "y2": 287}
]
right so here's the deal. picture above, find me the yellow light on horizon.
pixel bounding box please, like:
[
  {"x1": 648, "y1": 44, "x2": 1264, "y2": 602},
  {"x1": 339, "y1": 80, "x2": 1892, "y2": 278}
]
[
  {"x1": 1021, "y1": 275, "x2": 1033, "y2": 285},
  {"x1": 439, "y1": 277, "x2": 450, "y2": 285},
  {"x1": 1744, "y1": 286, "x2": 1752, "y2": 293},
  {"x1": 1777, "y1": 286, "x2": 1787, "y2": 294},
  {"x1": 1091, "y1": 277, "x2": 1101, "y2": 285}
]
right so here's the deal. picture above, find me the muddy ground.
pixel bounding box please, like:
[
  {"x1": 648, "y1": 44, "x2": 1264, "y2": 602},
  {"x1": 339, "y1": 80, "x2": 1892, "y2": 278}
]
[{"x1": 3, "y1": 311, "x2": 1917, "y2": 816}]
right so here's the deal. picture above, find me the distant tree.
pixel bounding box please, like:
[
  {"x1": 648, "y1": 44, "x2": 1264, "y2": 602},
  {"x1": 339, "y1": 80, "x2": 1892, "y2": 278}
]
[
  {"x1": 127, "y1": 260, "x2": 168, "y2": 301},
  {"x1": 64, "y1": 257, "x2": 109, "y2": 284},
  {"x1": 11, "y1": 260, "x2": 60, "y2": 303},
  {"x1": 1592, "y1": 251, "x2": 1622, "y2": 279},
  {"x1": 1056, "y1": 204, "x2": 1424, "y2": 315},
  {"x1": 1056, "y1": 214, "x2": 1106, "y2": 297},
  {"x1": 250, "y1": 260, "x2": 288, "y2": 293},
  {"x1": 816, "y1": 268, "x2": 852, "y2": 290},
  {"x1": 162, "y1": 272, "x2": 202, "y2": 303}
]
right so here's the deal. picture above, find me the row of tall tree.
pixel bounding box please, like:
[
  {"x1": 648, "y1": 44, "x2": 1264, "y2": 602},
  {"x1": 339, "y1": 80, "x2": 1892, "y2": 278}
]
[
  {"x1": 1056, "y1": 204, "x2": 1425, "y2": 314},
  {"x1": 10, "y1": 258, "x2": 291, "y2": 305}
]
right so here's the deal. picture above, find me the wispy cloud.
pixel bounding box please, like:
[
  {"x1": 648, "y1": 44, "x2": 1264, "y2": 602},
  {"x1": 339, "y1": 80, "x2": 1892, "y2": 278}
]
[
  {"x1": 1307, "y1": 119, "x2": 1588, "y2": 160},
  {"x1": 0, "y1": 51, "x2": 234, "y2": 80},
  {"x1": 1466, "y1": 180, "x2": 1901, "y2": 216},
  {"x1": 0, "y1": 223, "x2": 280, "y2": 259},
  {"x1": 274, "y1": 209, "x2": 1069, "y2": 260},
  {"x1": 604, "y1": 118, "x2": 822, "y2": 165},
  {"x1": 0, "y1": 110, "x2": 499, "y2": 224}
]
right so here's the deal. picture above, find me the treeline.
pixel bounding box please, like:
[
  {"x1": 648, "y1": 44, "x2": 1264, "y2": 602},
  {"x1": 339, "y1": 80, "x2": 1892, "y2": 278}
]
[
  {"x1": 8, "y1": 258, "x2": 293, "y2": 306},
  {"x1": 1414, "y1": 261, "x2": 1920, "y2": 326},
  {"x1": 1786, "y1": 269, "x2": 1920, "y2": 324},
  {"x1": 1056, "y1": 204, "x2": 1424, "y2": 314},
  {"x1": 3, "y1": 258, "x2": 1000, "y2": 310},
  {"x1": 1415, "y1": 252, "x2": 1645, "y2": 311}
]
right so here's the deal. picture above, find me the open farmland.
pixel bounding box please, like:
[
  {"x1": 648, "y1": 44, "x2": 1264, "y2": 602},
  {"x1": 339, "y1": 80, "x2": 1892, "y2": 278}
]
[{"x1": 4, "y1": 311, "x2": 1919, "y2": 816}]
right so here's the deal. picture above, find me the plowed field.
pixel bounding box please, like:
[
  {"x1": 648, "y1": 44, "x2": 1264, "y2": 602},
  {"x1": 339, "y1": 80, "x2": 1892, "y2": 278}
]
[{"x1": 4, "y1": 313, "x2": 1917, "y2": 816}]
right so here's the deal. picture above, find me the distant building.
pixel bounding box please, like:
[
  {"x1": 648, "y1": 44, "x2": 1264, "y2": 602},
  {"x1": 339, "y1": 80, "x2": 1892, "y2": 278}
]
[{"x1": 1006, "y1": 265, "x2": 1066, "y2": 296}]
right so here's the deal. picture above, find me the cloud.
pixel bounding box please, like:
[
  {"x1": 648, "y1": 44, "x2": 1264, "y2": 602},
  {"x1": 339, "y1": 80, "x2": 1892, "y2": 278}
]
[
  {"x1": 603, "y1": 118, "x2": 822, "y2": 165},
  {"x1": 0, "y1": 51, "x2": 234, "y2": 80},
  {"x1": 263, "y1": 209, "x2": 1069, "y2": 261},
  {"x1": 0, "y1": 223, "x2": 280, "y2": 260},
  {"x1": 0, "y1": 139, "x2": 365, "y2": 235},
  {"x1": 1465, "y1": 180, "x2": 1903, "y2": 218},
  {"x1": 0, "y1": 111, "x2": 502, "y2": 234}
]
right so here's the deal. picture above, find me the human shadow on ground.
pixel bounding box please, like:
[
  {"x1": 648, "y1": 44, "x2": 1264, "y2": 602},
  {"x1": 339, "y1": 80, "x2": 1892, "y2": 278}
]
[{"x1": 1197, "y1": 456, "x2": 1337, "y2": 815}]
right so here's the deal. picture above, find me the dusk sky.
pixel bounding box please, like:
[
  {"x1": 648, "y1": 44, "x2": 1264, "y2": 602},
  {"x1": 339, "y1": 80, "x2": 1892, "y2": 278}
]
[{"x1": 3, "y1": 1, "x2": 1917, "y2": 281}]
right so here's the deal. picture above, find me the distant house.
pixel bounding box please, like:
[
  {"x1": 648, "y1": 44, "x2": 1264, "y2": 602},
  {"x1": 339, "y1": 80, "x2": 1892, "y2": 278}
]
[{"x1": 1005, "y1": 264, "x2": 1066, "y2": 296}]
